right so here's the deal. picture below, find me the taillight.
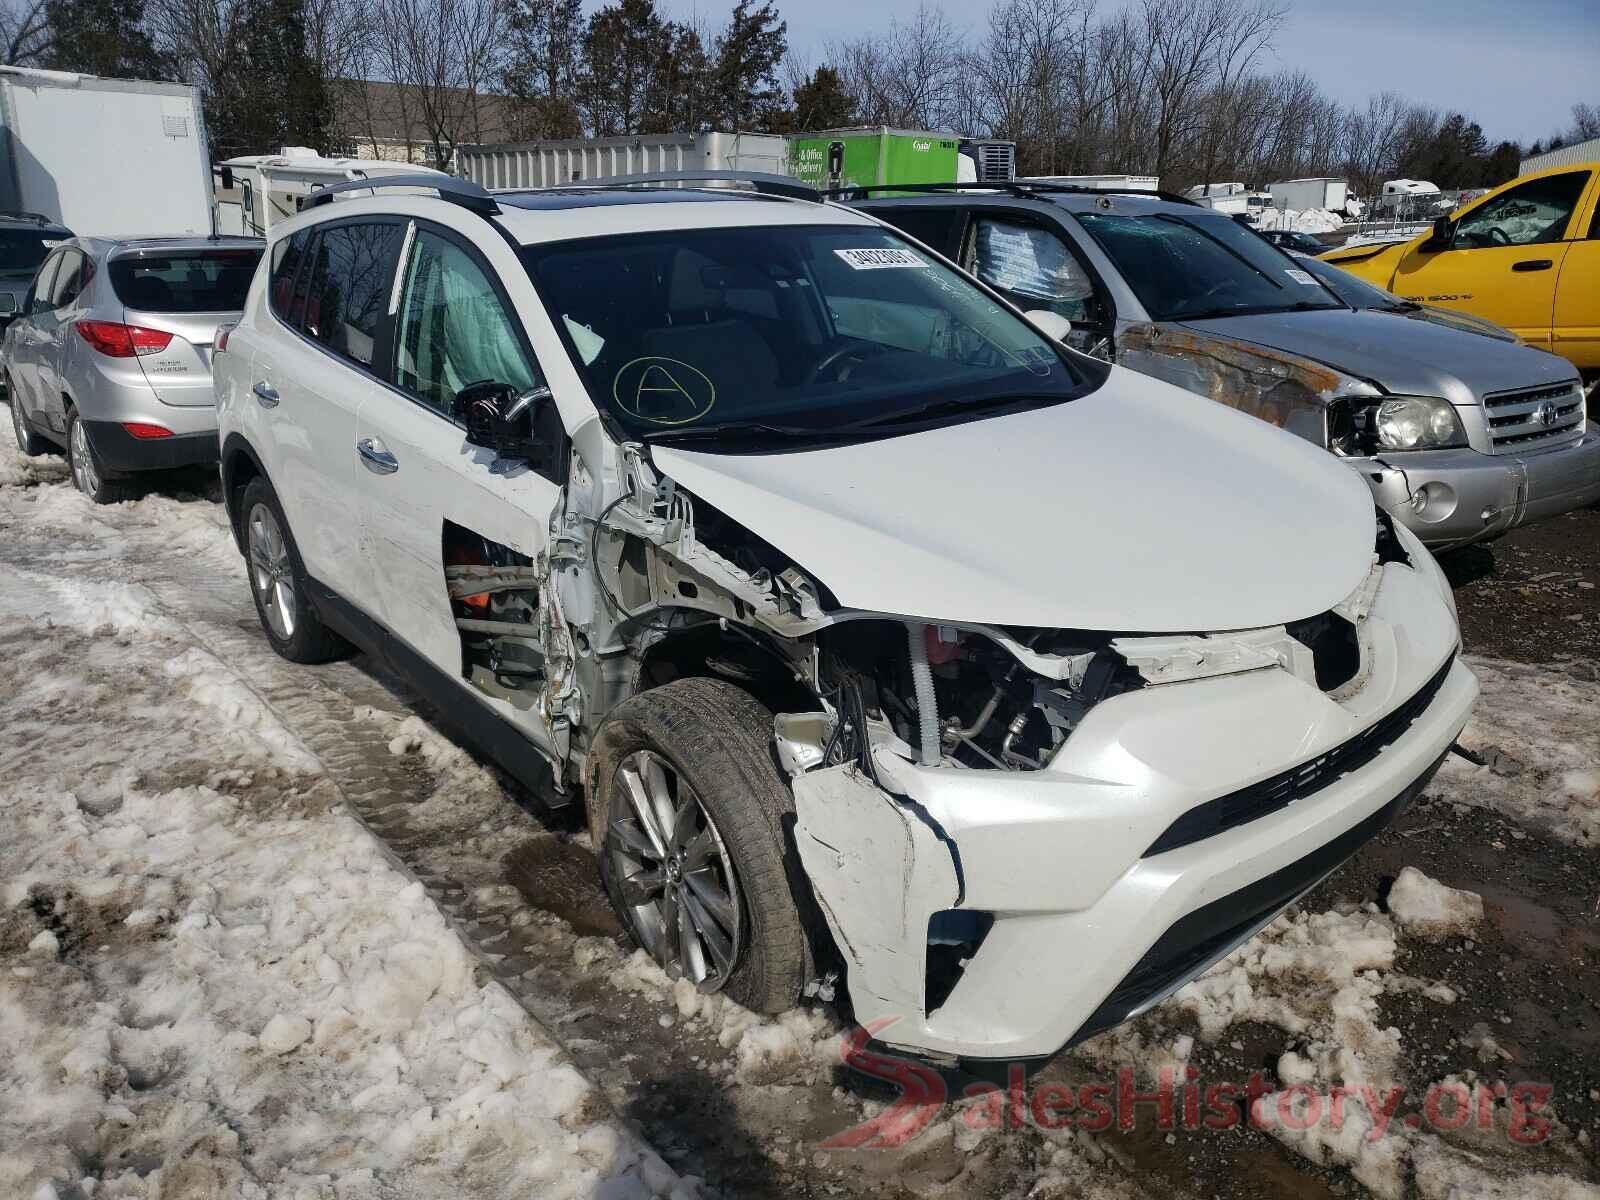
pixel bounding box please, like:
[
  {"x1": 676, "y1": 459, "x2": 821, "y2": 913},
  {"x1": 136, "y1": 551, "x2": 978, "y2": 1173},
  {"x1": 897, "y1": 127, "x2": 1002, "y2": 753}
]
[
  {"x1": 215, "y1": 322, "x2": 236, "y2": 353},
  {"x1": 122, "y1": 422, "x2": 173, "y2": 439},
  {"x1": 74, "y1": 320, "x2": 174, "y2": 358}
]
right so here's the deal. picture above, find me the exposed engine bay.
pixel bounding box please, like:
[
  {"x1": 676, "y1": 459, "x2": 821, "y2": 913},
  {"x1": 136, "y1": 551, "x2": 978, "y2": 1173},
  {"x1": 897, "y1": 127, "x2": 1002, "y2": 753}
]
[{"x1": 442, "y1": 440, "x2": 1391, "y2": 796}]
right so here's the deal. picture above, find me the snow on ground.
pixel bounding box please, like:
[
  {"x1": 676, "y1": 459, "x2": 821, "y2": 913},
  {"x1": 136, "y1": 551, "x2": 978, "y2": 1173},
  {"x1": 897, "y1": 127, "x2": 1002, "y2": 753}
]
[
  {"x1": 1435, "y1": 658, "x2": 1600, "y2": 846},
  {"x1": 0, "y1": 443, "x2": 696, "y2": 1199},
  {"x1": 1386, "y1": 866, "x2": 1484, "y2": 940}
]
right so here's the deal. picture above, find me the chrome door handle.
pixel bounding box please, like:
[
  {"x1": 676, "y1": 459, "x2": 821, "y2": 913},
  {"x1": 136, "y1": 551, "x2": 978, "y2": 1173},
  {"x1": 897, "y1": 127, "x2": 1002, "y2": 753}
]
[
  {"x1": 252, "y1": 381, "x2": 280, "y2": 407},
  {"x1": 356, "y1": 437, "x2": 399, "y2": 474}
]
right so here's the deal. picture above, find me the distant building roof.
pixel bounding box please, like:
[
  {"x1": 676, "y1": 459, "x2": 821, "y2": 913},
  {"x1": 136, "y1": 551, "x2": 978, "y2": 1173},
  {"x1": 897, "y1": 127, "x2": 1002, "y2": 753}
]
[{"x1": 1521, "y1": 137, "x2": 1600, "y2": 174}]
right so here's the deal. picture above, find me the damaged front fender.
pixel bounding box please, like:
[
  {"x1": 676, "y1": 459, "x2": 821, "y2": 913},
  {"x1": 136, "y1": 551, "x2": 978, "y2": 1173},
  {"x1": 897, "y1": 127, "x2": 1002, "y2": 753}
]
[{"x1": 1118, "y1": 323, "x2": 1379, "y2": 448}]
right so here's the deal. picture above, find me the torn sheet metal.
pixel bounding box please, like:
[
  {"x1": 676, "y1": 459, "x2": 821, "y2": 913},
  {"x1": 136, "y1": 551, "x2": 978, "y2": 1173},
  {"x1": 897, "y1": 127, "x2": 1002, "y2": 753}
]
[{"x1": 792, "y1": 764, "x2": 960, "y2": 1022}]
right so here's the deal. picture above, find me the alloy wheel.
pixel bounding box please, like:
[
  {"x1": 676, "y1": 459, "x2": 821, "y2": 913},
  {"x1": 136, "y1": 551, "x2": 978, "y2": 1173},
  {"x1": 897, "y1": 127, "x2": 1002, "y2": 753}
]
[
  {"x1": 247, "y1": 501, "x2": 297, "y2": 641},
  {"x1": 606, "y1": 749, "x2": 743, "y2": 990},
  {"x1": 69, "y1": 419, "x2": 99, "y2": 495}
]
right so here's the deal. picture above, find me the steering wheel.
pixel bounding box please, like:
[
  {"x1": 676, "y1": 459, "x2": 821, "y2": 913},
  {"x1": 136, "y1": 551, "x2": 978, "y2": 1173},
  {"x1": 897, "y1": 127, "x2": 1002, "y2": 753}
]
[
  {"x1": 807, "y1": 341, "x2": 891, "y2": 384},
  {"x1": 1485, "y1": 226, "x2": 1511, "y2": 246}
]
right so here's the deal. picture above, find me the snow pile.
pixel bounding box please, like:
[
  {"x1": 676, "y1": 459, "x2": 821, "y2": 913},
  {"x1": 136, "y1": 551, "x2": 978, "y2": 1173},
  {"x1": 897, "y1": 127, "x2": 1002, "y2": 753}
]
[
  {"x1": 0, "y1": 422, "x2": 69, "y2": 487},
  {"x1": 0, "y1": 563, "x2": 179, "y2": 639},
  {"x1": 1437, "y1": 657, "x2": 1600, "y2": 846},
  {"x1": 1386, "y1": 866, "x2": 1483, "y2": 940},
  {"x1": 1256, "y1": 207, "x2": 1344, "y2": 234},
  {"x1": 0, "y1": 619, "x2": 694, "y2": 1197}
]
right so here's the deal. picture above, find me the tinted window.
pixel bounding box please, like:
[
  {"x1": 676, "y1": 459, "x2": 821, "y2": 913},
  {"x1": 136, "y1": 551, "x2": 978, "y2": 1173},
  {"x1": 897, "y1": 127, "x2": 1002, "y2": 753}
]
[
  {"x1": 268, "y1": 230, "x2": 311, "y2": 324},
  {"x1": 0, "y1": 228, "x2": 65, "y2": 280},
  {"x1": 393, "y1": 229, "x2": 538, "y2": 415},
  {"x1": 50, "y1": 250, "x2": 88, "y2": 308},
  {"x1": 110, "y1": 248, "x2": 262, "y2": 314},
  {"x1": 1455, "y1": 171, "x2": 1588, "y2": 248},
  {"x1": 29, "y1": 252, "x2": 61, "y2": 313},
  {"x1": 1075, "y1": 211, "x2": 1340, "y2": 321},
  {"x1": 298, "y1": 223, "x2": 401, "y2": 367},
  {"x1": 873, "y1": 207, "x2": 963, "y2": 256}
]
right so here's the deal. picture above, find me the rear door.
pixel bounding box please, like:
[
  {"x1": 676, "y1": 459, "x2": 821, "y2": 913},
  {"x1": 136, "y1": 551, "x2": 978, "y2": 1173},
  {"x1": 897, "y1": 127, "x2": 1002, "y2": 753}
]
[
  {"x1": 8, "y1": 250, "x2": 61, "y2": 412},
  {"x1": 1387, "y1": 169, "x2": 1592, "y2": 349},
  {"x1": 250, "y1": 217, "x2": 406, "y2": 610},
  {"x1": 357, "y1": 220, "x2": 563, "y2": 741},
  {"x1": 106, "y1": 246, "x2": 265, "y2": 405},
  {"x1": 36, "y1": 248, "x2": 91, "y2": 429}
]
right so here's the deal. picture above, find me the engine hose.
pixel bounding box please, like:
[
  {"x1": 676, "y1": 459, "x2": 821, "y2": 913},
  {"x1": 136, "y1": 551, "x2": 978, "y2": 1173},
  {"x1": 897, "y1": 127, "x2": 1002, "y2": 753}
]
[{"x1": 906, "y1": 622, "x2": 940, "y2": 766}]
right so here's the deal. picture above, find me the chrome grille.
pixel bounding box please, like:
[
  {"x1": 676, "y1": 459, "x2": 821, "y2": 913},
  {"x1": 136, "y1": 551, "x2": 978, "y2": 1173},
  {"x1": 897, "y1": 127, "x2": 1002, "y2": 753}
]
[{"x1": 1483, "y1": 381, "x2": 1585, "y2": 453}]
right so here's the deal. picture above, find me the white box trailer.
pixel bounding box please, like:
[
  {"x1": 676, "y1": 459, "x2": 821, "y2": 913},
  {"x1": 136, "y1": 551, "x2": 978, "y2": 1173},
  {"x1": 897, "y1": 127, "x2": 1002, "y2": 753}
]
[
  {"x1": 1268, "y1": 177, "x2": 1348, "y2": 212},
  {"x1": 0, "y1": 66, "x2": 211, "y2": 237},
  {"x1": 456, "y1": 132, "x2": 788, "y2": 190}
]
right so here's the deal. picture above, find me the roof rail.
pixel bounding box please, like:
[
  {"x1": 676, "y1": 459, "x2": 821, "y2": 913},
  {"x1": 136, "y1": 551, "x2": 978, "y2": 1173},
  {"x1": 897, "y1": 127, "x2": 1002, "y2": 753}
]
[
  {"x1": 827, "y1": 180, "x2": 1198, "y2": 206},
  {"x1": 304, "y1": 174, "x2": 501, "y2": 216},
  {"x1": 555, "y1": 170, "x2": 820, "y2": 203}
]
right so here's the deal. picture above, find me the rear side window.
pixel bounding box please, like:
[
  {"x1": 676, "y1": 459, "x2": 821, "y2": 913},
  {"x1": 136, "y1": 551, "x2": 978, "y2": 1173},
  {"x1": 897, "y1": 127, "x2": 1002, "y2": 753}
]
[
  {"x1": 50, "y1": 249, "x2": 89, "y2": 308},
  {"x1": 873, "y1": 207, "x2": 963, "y2": 256},
  {"x1": 110, "y1": 248, "x2": 263, "y2": 313},
  {"x1": 0, "y1": 228, "x2": 62, "y2": 279},
  {"x1": 299, "y1": 222, "x2": 403, "y2": 368},
  {"x1": 268, "y1": 230, "x2": 311, "y2": 324}
]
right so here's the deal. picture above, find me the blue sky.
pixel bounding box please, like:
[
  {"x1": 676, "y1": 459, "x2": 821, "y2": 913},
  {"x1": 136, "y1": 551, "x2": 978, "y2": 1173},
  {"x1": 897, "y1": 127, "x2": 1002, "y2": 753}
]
[{"x1": 661, "y1": 0, "x2": 1597, "y2": 146}]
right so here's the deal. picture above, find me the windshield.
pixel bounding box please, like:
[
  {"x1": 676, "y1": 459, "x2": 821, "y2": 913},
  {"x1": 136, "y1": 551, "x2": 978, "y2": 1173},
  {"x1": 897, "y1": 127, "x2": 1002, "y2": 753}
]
[
  {"x1": 109, "y1": 248, "x2": 262, "y2": 313},
  {"x1": 1291, "y1": 254, "x2": 1409, "y2": 311},
  {"x1": 0, "y1": 228, "x2": 64, "y2": 279},
  {"x1": 519, "y1": 223, "x2": 1100, "y2": 450},
  {"x1": 1074, "y1": 210, "x2": 1343, "y2": 321}
]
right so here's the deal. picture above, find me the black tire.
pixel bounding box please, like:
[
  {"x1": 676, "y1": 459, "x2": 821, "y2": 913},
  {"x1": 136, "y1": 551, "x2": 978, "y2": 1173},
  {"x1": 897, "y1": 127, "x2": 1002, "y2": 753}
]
[
  {"x1": 239, "y1": 475, "x2": 350, "y2": 664},
  {"x1": 66, "y1": 410, "x2": 132, "y2": 504},
  {"x1": 8, "y1": 386, "x2": 48, "y2": 456},
  {"x1": 586, "y1": 677, "x2": 811, "y2": 1013}
]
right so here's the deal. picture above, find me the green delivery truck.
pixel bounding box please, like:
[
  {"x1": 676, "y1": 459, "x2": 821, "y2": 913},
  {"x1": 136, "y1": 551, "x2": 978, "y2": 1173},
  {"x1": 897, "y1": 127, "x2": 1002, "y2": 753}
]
[{"x1": 787, "y1": 127, "x2": 1015, "y2": 192}]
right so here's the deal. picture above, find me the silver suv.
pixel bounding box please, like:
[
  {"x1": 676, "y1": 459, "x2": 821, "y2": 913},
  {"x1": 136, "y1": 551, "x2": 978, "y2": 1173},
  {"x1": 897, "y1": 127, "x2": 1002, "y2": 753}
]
[
  {"x1": 3, "y1": 235, "x2": 263, "y2": 501},
  {"x1": 854, "y1": 185, "x2": 1600, "y2": 548}
]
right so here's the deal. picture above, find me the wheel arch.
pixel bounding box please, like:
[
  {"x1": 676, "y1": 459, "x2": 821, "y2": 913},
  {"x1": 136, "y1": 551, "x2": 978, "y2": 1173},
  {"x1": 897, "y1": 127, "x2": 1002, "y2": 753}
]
[
  {"x1": 631, "y1": 621, "x2": 819, "y2": 727},
  {"x1": 221, "y1": 432, "x2": 269, "y2": 554}
]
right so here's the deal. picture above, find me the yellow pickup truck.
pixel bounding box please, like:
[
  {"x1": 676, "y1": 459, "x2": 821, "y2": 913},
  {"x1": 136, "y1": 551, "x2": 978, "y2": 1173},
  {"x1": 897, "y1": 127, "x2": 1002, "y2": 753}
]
[{"x1": 1321, "y1": 164, "x2": 1599, "y2": 384}]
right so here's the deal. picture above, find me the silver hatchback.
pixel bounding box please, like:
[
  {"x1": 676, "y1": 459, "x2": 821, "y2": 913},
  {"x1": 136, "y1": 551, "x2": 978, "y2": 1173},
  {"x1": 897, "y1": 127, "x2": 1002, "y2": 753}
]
[{"x1": 3, "y1": 235, "x2": 263, "y2": 501}]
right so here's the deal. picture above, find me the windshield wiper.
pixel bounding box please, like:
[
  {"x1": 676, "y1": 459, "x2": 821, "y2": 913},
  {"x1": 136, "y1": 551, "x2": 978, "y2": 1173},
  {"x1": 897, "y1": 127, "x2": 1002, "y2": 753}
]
[
  {"x1": 1179, "y1": 300, "x2": 1341, "y2": 321},
  {"x1": 846, "y1": 391, "x2": 1063, "y2": 430},
  {"x1": 641, "y1": 420, "x2": 833, "y2": 444}
]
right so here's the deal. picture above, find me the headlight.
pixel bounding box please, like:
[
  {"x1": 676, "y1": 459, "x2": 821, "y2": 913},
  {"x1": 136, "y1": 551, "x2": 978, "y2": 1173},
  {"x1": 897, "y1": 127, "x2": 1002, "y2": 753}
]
[{"x1": 1374, "y1": 396, "x2": 1467, "y2": 450}]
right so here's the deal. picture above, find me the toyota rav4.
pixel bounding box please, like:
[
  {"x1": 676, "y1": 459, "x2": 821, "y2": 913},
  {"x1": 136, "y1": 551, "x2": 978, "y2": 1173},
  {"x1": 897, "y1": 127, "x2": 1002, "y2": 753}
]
[{"x1": 214, "y1": 172, "x2": 1476, "y2": 1073}]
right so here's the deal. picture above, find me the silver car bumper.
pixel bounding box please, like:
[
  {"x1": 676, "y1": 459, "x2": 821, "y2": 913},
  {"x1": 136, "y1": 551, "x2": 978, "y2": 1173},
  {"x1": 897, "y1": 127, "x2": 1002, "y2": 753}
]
[{"x1": 1353, "y1": 422, "x2": 1600, "y2": 548}]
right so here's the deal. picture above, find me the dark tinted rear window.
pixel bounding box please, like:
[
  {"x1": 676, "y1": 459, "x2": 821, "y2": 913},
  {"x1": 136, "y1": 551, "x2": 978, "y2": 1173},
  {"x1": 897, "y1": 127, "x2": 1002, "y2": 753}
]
[
  {"x1": 110, "y1": 249, "x2": 263, "y2": 313},
  {"x1": 0, "y1": 228, "x2": 65, "y2": 278}
]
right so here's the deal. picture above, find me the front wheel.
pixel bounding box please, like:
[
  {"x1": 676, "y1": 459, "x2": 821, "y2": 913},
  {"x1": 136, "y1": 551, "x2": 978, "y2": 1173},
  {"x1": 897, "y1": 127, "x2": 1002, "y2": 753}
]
[{"x1": 586, "y1": 678, "x2": 812, "y2": 1012}]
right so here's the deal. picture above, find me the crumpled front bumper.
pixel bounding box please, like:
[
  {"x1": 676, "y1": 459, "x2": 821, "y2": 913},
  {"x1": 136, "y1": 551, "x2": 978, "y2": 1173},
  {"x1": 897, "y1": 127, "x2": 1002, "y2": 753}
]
[
  {"x1": 1356, "y1": 421, "x2": 1600, "y2": 549},
  {"x1": 792, "y1": 561, "x2": 1475, "y2": 1064}
]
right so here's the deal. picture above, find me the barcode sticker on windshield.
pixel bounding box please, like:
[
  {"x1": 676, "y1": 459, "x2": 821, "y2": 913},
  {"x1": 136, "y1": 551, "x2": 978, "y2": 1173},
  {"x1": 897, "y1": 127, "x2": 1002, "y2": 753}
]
[
  {"x1": 835, "y1": 248, "x2": 926, "y2": 270},
  {"x1": 1284, "y1": 268, "x2": 1316, "y2": 285}
]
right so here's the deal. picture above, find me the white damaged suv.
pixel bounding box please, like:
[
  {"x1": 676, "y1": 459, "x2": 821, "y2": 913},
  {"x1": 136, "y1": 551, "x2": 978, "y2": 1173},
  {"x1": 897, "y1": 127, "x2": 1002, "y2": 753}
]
[{"x1": 214, "y1": 172, "x2": 1476, "y2": 1071}]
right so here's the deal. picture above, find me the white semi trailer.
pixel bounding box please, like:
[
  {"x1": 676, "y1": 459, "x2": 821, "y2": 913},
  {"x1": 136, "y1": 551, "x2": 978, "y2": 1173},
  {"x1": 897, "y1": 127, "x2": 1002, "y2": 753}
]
[{"x1": 0, "y1": 66, "x2": 212, "y2": 236}]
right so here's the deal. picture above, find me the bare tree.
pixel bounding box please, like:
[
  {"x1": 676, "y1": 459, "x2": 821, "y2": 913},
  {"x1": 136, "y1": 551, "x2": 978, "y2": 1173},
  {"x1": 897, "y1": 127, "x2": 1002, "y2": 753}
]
[
  {"x1": 831, "y1": 2, "x2": 964, "y2": 131},
  {"x1": 0, "y1": 0, "x2": 49, "y2": 63},
  {"x1": 373, "y1": 0, "x2": 506, "y2": 166}
]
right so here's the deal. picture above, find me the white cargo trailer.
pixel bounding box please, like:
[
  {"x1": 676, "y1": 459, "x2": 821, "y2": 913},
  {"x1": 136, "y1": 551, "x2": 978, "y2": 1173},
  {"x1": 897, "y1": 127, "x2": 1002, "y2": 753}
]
[
  {"x1": 1021, "y1": 174, "x2": 1159, "y2": 192},
  {"x1": 1268, "y1": 177, "x2": 1348, "y2": 212},
  {"x1": 455, "y1": 132, "x2": 788, "y2": 190},
  {"x1": 214, "y1": 148, "x2": 447, "y2": 236},
  {"x1": 0, "y1": 66, "x2": 211, "y2": 237}
]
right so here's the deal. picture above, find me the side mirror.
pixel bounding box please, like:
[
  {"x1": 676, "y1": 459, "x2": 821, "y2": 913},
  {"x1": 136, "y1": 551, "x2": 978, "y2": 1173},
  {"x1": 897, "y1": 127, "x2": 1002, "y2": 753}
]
[
  {"x1": 219, "y1": 165, "x2": 235, "y2": 190},
  {"x1": 457, "y1": 379, "x2": 552, "y2": 462},
  {"x1": 1024, "y1": 309, "x2": 1073, "y2": 343},
  {"x1": 1422, "y1": 215, "x2": 1453, "y2": 251}
]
